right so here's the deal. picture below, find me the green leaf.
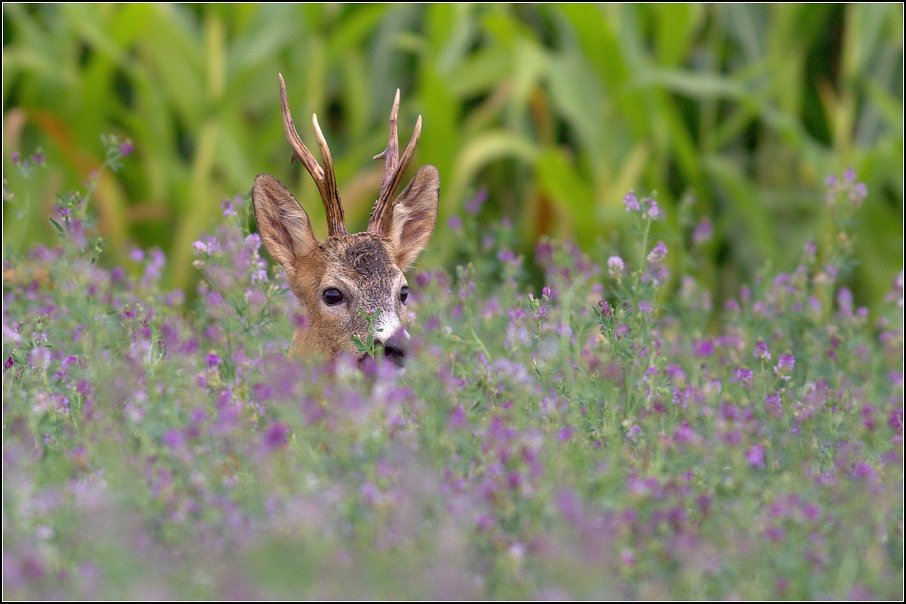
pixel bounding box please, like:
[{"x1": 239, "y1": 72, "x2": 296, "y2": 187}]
[
  {"x1": 225, "y1": 5, "x2": 302, "y2": 80},
  {"x1": 704, "y1": 156, "x2": 779, "y2": 263},
  {"x1": 546, "y1": 50, "x2": 604, "y2": 153},
  {"x1": 449, "y1": 131, "x2": 538, "y2": 214},
  {"x1": 324, "y1": 4, "x2": 388, "y2": 63},
  {"x1": 534, "y1": 147, "x2": 596, "y2": 244},
  {"x1": 49, "y1": 217, "x2": 66, "y2": 235},
  {"x1": 636, "y1": 68, "x2": 751, "y2": 101},
  {"x1": 136, "y1": 5, "x2": 206, "y2": 125},
  {"x1": 652, "y1": 3, "x2": 701, "y2": 67},
  {"x1": 446, "y1": 48, "x2": 512, "y2": 98}
]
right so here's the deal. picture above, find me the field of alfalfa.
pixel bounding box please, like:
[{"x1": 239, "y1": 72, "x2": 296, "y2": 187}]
[
  {"x1": 3, "y1": 137, "x2": 903, "y2": 598},
  {"x1": 3, "y1": 4, "x2": 904, "y2": 600}
]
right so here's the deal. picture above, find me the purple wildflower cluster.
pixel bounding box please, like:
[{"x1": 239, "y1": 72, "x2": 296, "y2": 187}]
[
  {"x1": 824, "y1": 168, "x2": 868, "y2": 207},
  {"x1": 623, "y1": 190, "x2": 662, "y2": 221},
  {"x1": 10, "y1": 148, "x2": 46, "y2": 176}
]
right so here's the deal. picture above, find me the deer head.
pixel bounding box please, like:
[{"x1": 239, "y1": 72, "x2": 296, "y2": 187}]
[{"x1": 252, "y1": 75, "x2": 439, "y2": 366}]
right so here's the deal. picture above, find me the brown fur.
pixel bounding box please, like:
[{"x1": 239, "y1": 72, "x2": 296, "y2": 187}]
[
  {"x1": 253, "y1": 82, "x2": 439, "y2": 361},
  {"x1": 252, "y1": 169, "x2": 438, "y2": 360}
]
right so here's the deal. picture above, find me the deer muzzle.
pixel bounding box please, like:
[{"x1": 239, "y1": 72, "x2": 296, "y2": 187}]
[{"x1": 376, "y1": 326, "x2": 410, "y2": 367}]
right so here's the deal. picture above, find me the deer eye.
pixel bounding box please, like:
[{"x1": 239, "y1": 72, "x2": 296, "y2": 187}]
[
  {"x1": 322, "y1": 288, "x2": 344, "y2": 305},
  {"x1": 399, "y1": 286, "x2": 409, "y2": 304}
]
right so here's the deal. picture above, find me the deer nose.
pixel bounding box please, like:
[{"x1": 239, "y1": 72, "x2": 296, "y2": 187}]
[{"x1": 377, "y1": 327, "x2": 409, "y2": 366}]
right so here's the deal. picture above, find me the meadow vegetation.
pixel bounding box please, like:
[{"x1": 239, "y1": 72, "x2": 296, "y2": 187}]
[
  {"x1": 2, "y1": 140, "x2": 902, "y2": 598},
  {"x1": 3, "y1": 4, "x2": 903, "y2": 599}
]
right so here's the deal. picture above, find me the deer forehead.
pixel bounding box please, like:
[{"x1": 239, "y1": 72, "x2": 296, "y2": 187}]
[{"x1": 316, "y1": 234, "x2": 404, "y2": 296}]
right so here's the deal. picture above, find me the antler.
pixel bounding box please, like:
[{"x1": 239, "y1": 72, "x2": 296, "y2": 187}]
[
  {"x1": 367, "y1": 89, "x2": 422, "y2": 236},
  {"x1": 279, "y1": 74, "x2": 347, "y2": 237}
]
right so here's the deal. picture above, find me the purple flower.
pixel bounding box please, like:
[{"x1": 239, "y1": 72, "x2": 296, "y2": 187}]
[
  {"x1": 264, "y1": 422, "x2": 289, "y2": 449},
  {"x1": 449, "y1": 405, "x2": 466, "y2": 429},
  {"x1": 477, "y1": 515, "x2": 494, "y2": 531},
  {"x1": 360, "y1": 482, "x2": 380, "y2": 505},
  {"x1": 625, "y1": 424, "x2": 642, "y2": 443},
  {"x1": 644, "y1": 198, "x2": 661, "y2": 220},
  {"x1": 205, "y1": 353, "x2": 221, "y2": 369},
  {"x1": 803, "y1": 239, "x2": 817, "y2": 260},
  {"x1": 414, "y1": 271, "x2": 431, "y2": 288},
  {"x1": 120, "y1": 140, "x2": 134, "y2": 157},
  {"x1": 775, "y1": 353, "x2": 795, "y2": 375},
  {"x1": 753, "y1": 340, "x2": 771, "y2": 362},
  {"x1": 596, "y1": 299, "x2": 613, "y2": 319},
  {"x1": 646, "y1": 241, "x2": 667, "y2": 265},
  {"x1": 889, "y1": 370, "x2": 903, "y2": 388},
  {"x1": 673, "y1": 422, "x2": 697, "y2": 444},
  {"x1": 850, "y1": 462, "x2": 877, "y2": 481},
  {"x1": 843, "y1": 167, "x2": 856, "y2": 183},
  {"x1": 556, "y1": 489, "x2": 583, "y2": 524},
  {"x1": 693, "y1": 338, "x2": 714, "y2": 357},
  {"x1": 836, "y1": 287, "x2": 854, "y2": 317},
  {"x1": 141, "y1": 248, "x2": 166, "y2": 288},
  {"x1": 620, "y1": 549, "x2": 636, "y2": 567},
  {"x1": 765, "y1": 391, "x2": 783, "y2": 417},
  {"x1": 464, "y1": 189, "x2": 487, "y2": 215},
  {"x1": 732, "y1": 367, "x2": 753, "y2": 383},
  {"x1": 190, "y1": 407, "x2": 207, "y2": 425},
  {"x1": 162, "y1": 429, "x2": 184, "y2": 448},
  {"x1": 607, "y1": 256, "x2": 624, "y2": 279},
  {"x1": 806, "y1": 296, "x2": 822, "y2": 318},
  {"x1": 801, "y1": 502, "x2": 821, "y2": 522},
  {"x1": 497, "y1": 249, "x2": 515, "y2": 263},
  {"x1": 888, "y1": 408, "x2": 903, "y2": 435},
  {"x1": 624, "y1": 191, "x2": 640, "y2": 212},
  {"x1": 693, "y1": 218, "x2": 713, "y2": 244},
  {"x1": 221, "y1": 198, "x2": 237, "y2": 217},
  {"x1": 534, "y1": 305, "x2": 547, "y2": 320},
  {"x1": 666, "y1": 364, "x2": 686, "y2": 383},
  {"x1": 861, "y1": 405, "x2": 878, "y2": 431},
  {"x1": 290, "y1": 311, "x2": 309, "y2": 330},
  {"x1": 850, "y1": 182, "x2": 867, "y2": 203},
  {"x1": 558, "y1": 426, "x2": 574, "y2": 441}
]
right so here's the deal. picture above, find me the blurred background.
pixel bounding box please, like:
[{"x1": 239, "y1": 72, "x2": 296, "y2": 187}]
[{"x1": 3, "y1": 4, "x2": 903, "y2": 309}]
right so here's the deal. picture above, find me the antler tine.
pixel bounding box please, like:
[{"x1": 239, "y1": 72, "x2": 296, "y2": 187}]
[
  {"x1": 279, "y1": 74, "x2": 321, "y2": 180},
  {"x1": 367, "y1": 90, "x2": 422, "y2": 235},
  {"x1": 373, "y1": 89, "x2": 400, "y2": 175},
  {"x1": 310, "y1": 113, "x2": 346, "y2": 236},
  {"x1": 278, "y1": 73, "x2": 347, "y2": 236}
]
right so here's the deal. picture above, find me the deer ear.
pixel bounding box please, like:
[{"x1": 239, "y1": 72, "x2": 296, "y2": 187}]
[
  {"x1": 252, "y1": 174, "x2": 320, "y2": 279},
  {"x1": 387, "y1": 165, "x2": 439, "y2": 271}
]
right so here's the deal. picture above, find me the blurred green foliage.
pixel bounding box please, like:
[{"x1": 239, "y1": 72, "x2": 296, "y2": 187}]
[{"x1": 3, "y1": 3, "x2": 902, "y2": 308}]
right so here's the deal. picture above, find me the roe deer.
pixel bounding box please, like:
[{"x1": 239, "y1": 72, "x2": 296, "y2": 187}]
[{"x1": 252, "y1": 75, "x2": 439, "y2": 366}]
